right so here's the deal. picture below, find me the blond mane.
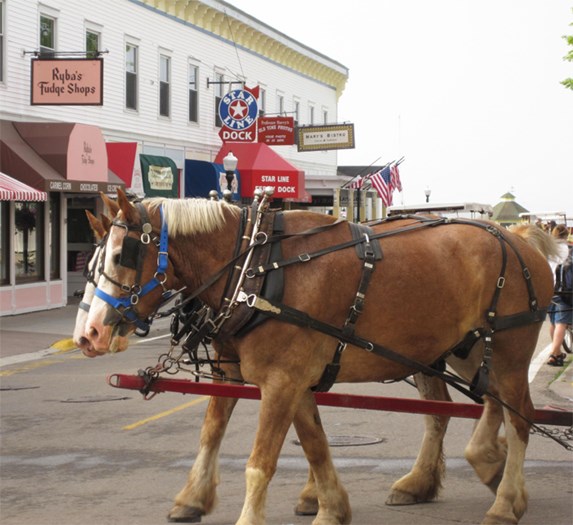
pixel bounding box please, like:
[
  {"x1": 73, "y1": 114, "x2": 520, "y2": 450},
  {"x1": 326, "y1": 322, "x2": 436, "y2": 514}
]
[{"x1": 145, "y1": 198, "x2": 240, "y2": 236}]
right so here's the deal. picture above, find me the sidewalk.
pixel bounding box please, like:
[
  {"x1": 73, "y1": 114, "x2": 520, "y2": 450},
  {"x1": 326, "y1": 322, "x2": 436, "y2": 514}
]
[{"x1": 0, "y1": 301, "x2": 571, "y2": 404}]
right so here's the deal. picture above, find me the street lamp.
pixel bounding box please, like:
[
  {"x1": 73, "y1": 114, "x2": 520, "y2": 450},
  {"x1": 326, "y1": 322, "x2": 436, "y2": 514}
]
[
  {"x1": 424, "y1": 186, "x2": 431, "y2": 203},
  {"x1": 223, "y1": 151, "x2": 238, "y2": 193}
]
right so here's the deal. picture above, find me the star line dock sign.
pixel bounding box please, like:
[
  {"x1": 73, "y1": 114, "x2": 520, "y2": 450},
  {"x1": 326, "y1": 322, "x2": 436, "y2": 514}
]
[{"x1": 218, "y1": 88, "x2": 259, "y2": 143}]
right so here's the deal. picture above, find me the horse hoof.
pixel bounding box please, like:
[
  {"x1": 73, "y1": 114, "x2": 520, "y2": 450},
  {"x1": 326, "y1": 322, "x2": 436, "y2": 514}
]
[
  {"x1": 481, "y1": 514, "x2": 517, "y2": 525},
  {"x1": 385, "y1": 490, "x2": 420, "y2": 506},
  {"x1": 167, "y1": 505, "x2": 204, "y2": 523},
  {"x1": 294, "y1": 498, "x2": 319, "y2": 516}
]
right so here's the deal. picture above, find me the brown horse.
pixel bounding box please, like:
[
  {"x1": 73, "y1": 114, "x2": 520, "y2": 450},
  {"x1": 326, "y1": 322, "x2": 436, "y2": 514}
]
[
  {"x1": 75, "y1": 206, "x2": 456, "y2": 522},
  {"x1": 79, "y1": 190, "x2": 556, "y2": 524}
]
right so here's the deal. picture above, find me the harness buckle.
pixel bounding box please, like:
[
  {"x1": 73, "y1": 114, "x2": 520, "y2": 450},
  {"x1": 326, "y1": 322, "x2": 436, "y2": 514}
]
[
  {"x1": 299, "y1": 253, "x2": 311, "y2": 262},
  {"x1": 130, "y1": 294, "x2": 139, "y2": 305}
]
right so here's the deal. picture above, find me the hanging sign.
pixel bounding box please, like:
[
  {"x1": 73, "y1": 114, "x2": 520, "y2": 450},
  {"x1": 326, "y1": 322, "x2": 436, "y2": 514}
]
[
  {"x1": 257, "y1": 116, "x2": 295, "y2": 145},
  {"x1": 219, "y1": 87, "x2": 259, "y2": 143},
  {"x1": 297, "y1": 123, "x2": 355, "y2": 152},
  {"x1": 31, "y1": 58, "x2": 104, "y2": 105}
]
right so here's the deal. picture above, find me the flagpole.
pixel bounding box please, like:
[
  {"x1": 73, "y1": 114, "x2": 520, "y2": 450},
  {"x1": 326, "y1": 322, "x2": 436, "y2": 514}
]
[{"x1": 341, "y1": 156, "x2": 382, "y2": 188}]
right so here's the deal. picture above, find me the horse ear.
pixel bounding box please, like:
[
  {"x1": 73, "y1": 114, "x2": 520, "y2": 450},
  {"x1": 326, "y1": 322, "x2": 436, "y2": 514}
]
[
  {"x1": 100, "y1": 192, "x2": 120, "y2": 217},
  {"x1": 86, "y1": 210, "x2": 106, "y2": 240},
  {"x1": 100, "y1": 214, "x2": 112, "y2": 233},
  {"x1": 116, "y1": 188, "x2": 138, "y2": 223}
]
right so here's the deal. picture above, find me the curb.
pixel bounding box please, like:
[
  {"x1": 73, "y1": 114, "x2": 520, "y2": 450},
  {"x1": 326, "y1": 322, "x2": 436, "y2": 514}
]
[{"x1": 50, "y1": 338, "x2": 77, "y2": 352}]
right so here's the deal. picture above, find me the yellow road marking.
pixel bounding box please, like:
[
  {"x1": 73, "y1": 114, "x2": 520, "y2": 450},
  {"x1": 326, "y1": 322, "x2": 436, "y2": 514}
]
[
  {"x1": 122, "y1": 396, "x2": 209, "y2": 430},
  {"x1": 0, "y1": 359, "x2": 66, "y2": 377}
]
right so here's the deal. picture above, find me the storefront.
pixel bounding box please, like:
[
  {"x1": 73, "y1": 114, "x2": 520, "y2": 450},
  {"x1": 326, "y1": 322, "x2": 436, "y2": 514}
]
[{"x1": 0, "y1": 120, "x2": 124, "y2": 315}]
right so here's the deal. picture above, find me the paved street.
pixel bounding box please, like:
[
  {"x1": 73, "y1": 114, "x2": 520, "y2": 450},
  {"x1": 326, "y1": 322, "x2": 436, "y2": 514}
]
[{"x1": 1, "y1": 305, "x2": 572, "y2": 525}]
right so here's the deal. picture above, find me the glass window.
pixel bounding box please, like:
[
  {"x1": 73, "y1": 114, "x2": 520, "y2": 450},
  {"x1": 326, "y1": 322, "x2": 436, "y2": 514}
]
[
  {"x1": 188, "y1": 63, "x2": 199, "y2": 122},
  {"x1": 323, "y1": 109, "x2": 328, "y2": 124},
  {"x1": 0, "y1": 0, "x2": 5, "y2": 83},
  {"x1": 214, "y1": 72, "x2": 224, "y2": 127},
  {"x1": 258, "y1": 88, "x2": 266, "y2": 117},
  {"x1": 49, "y1": 193, "x2": 60, "y2": 280},
  {"x1": 294, "y1": 100, "x2": 300, "y2": 126},
  {"x1": 40, "y1": 15, "x2": 56, "y2": 55},
  {"x1": 86, "y1": 29, "x2": 100, "y2": 59},
  {"x1": 0, "y1": 201, "x2": 9, "y2": 285},
  {"x1": 159, "y1": 54, "x2": 170, "y2": 117},
  {"x1": 309, "y1": 105, "x2": 315, "y2": 125},
  {"x1": 15, "y1": 202, "x2": 45, "y2": 283},
  {"x1": 277, "y1": 93, "x2": 284, "y2": 115},
  {"x1": 125, "y1": 43, "x2": 138, "y2": 110}
]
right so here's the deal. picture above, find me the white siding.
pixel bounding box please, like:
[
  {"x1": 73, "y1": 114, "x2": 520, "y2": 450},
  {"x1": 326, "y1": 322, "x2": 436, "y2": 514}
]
[{"x1": 1, "y1": 0, "x2": 343, "y2": 177}]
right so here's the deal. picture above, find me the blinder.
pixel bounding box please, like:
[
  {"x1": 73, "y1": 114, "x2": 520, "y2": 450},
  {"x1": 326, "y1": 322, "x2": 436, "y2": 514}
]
[{"x1": 120, "y1": 235, "x2": 144, "y2": 270}]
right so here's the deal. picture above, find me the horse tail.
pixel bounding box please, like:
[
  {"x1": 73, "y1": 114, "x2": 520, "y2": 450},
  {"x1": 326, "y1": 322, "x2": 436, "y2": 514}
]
[{"x1": 507, "y1": 223, "x2": 561, "y2": 260}]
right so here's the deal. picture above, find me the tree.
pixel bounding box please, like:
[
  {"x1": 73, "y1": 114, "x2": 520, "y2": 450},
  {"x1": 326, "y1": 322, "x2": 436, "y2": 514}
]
[{"x1": 563, "y1": 9, "x2": 573, "y2": 90}]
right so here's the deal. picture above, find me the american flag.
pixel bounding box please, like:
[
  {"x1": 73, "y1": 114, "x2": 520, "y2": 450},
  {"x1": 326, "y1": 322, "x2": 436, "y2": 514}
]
[
  {"x1": 349, "y1": 175, "x2": 363, "y2": 189},
  {"x1": 390, "y1": 163, "x2": 402, "y2": 192},
  {"x1": 370, "y1": 166, "x2": 393, "y2": 206}
]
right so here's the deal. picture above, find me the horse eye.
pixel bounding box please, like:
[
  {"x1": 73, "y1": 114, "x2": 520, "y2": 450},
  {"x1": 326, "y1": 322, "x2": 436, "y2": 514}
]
[{"x1": 113, "y1": 253, "x2": 121, "y2": 266}]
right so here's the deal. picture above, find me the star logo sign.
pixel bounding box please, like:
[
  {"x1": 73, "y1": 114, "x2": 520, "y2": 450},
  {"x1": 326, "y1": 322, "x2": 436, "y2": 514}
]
[{"x1": 229, "y1": 100, "x2": 248, "y2": 120}]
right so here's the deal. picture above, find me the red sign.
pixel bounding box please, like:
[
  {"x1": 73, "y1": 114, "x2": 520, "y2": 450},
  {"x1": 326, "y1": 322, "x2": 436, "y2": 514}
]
[
  {"x1": 257, "y1": 117, "x2": 295, "y2": 145},
  {"x1": 218, "y1": 126, "x2": 256, "y2": 143},
  {"x1": 31, "y1": 58, "x2": 104, "y2": 105}
]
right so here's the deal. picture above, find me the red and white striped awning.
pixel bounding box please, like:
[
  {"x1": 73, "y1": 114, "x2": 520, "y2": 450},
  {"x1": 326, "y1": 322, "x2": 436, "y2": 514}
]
[{"x1": 0, "y1": 172, "x2": 48, "y2": 202}]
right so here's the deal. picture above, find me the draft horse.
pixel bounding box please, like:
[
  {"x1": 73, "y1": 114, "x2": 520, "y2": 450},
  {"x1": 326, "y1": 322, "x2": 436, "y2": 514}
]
[
  {"x1": 74, "y1": 201, "x2": 459, "y2": 521},
  {"x1": 79, "y1": 190, "x2": 555, "y2": 524}
]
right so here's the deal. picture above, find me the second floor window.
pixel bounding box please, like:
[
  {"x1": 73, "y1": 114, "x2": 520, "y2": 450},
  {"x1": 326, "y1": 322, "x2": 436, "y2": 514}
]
[
  {"x1": 214, "y1": 73, "x2": 224, "y2": 127},
  {"x1": 86, "y1": 29, "x2": 100, "y2": 59},
  {"x1": 258, "y1": 88, "x2": 266, "y2": 117},
  {"x1": 294, "y1": 100, "x2": 300, "y2": 126},
  {"x1": 277, "y1": 93, "x2": 284, "y2": 115},
  {"x1": 309, "y1": 105, "x2": 315, "y2": 125},
  {"x1": 40, "y1": 15, "x2": 56, "y2": 56},
  {"x1": 159, "y1": 54, "x2": 171, "y2": 117},
  {"x1": 125, "y1": 43, "x2": 138, "y2": 110},
  {"x1": 0, "y1": 0, "x2": 5, "y2": 82},
  {"x1": 188, "y1": 64, "x2": 198, "y2": 123}
]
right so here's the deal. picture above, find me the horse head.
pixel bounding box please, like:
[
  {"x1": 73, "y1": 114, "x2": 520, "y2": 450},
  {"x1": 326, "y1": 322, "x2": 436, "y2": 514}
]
[{"x1": 80, "y1": 189, "x2": 177, "y2": 355}]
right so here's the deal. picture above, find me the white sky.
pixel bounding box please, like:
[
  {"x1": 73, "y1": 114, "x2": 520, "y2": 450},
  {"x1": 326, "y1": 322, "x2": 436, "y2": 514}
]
[{"x1": 230, "y1": 0, "x2": 573, "y2": 217}]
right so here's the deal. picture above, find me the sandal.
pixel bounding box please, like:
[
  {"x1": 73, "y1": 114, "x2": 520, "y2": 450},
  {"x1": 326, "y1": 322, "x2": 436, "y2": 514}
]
[{"x1": 547, "y1": 353, "x2": 565, "y2": 367}]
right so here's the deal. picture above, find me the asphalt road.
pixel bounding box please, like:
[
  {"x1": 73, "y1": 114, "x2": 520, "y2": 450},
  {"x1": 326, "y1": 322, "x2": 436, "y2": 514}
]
[{"x1": 1, "y1": 313, "x2": 572, "y2": 525}]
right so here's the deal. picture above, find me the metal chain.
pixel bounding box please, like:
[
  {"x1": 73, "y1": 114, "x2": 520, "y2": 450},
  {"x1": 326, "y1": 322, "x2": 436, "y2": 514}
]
[{"x1": 530, "y1": 424, "x2": 573, "y2": 451}]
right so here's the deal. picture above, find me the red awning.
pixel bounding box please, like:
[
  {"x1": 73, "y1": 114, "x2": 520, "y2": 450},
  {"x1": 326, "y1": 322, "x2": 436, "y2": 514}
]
[
  {"x1": 215, "y1": 142, "x2": 305, "y2": 199},
  {"x1": 106, "y1": 142, "x2": 138, "y2": 188},
  {"x1": 0, "y1": 172, "x2": 47, "y2": 201}
]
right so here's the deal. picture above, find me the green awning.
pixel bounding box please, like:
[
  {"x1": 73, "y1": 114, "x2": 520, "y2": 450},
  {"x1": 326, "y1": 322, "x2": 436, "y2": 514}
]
[{"x1": 139, "y1": 154, "x2": 178, "y2": 198}]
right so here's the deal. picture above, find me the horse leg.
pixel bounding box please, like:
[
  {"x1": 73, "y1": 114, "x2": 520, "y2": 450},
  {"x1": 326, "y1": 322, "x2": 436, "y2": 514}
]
[
  {"x1": 236, "y1": 381, "x2": 349, "y2": 525},
  {"x1": 464, "y1": 396, "x2": 507, "y2": 494},
  {"x1": 292, "y1": 390, "x2": 351, "y2": 525},
  {"x1": 294, "y1": 469, "x2": 319, "y2": 516},
  {"x1": 168, "y1": 390, "x2": 239, "y2": 522},
  {"x1": 386, "y1": 373, "x2": 451, "y2": 505},
  {"x1": 481, "y1": 373, "x2": 532, "y2": 524}
]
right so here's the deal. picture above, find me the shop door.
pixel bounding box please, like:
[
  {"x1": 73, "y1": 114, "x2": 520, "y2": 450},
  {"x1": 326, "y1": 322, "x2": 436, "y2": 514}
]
[{"x1": 67, "y1": 196, "x2": 96, "y2": 296}]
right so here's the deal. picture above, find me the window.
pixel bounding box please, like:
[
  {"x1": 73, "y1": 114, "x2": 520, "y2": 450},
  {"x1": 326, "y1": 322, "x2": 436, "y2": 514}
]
[
  {"x1": 258, "y1": 88, "x2": 266, "y2": 117},
  {"x1": 188, "y1": 63, "x2": 199, "y2": 123},
  {"x1": 85, "y1": 29, "x2": 100, "y2": 59},
  {"x1": 125, "y1": 42, "x2": 138, "y2": 110},
  {"x1": 214, "y1": 72, "x2": 224, "y2": 127},
  {"x1": 159, "y1": 54, "x2": 171, "y2": 117},
  {"x1": 323, "y1": 109, "x2": 328, "y2": 124},
  {"x1": 0, "y1": 0, "x2": 5, "y2": 82},
  {"x1": 277, "y1": 92, "x2": 284, "y2": 115},
  {"x1": 40, "y1": 14, "x2": 56, "y2": 56},
  {"x1": 49, "y1": 193, "x2": 60, "y2": 280},
  {"x1": 0, "y1": 201, "x2": 9, "y2": 285},
  {"x1": 15, "y1": 201, "x2": 45, "y2": 283},
  {"x1": 309, "y1": 104, "x2": 315, "y2": 125},
  {"x1": 293, "y1": 99, "x2": 300, "y2": 126}
]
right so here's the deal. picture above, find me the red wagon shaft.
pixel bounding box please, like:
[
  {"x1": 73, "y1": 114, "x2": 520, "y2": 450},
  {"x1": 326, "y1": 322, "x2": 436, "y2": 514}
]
[{"x1": 107, "y1": 373, "x2": 573, "y2": 427}]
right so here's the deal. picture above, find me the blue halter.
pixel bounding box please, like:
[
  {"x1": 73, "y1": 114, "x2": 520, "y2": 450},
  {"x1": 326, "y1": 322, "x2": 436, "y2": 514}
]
[{"x1": 94, "y1": 205, "x2": 170, "y2": 332}]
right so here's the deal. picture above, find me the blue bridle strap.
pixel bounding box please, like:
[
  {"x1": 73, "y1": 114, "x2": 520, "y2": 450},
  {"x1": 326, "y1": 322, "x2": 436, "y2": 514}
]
[{"x1": 94, "y1": 205, "x2": 170, "y2": 331}]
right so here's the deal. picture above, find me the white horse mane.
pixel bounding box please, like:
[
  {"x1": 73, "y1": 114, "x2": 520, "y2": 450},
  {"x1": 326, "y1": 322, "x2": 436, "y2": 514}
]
[{"x1": 145, "y1": 198, "x2": 240, "y2": 236}]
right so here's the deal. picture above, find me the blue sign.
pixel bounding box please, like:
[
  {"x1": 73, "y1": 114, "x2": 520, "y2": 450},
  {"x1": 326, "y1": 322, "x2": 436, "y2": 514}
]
[{"x1": 218, "y1": 89, "x2": 259, "y2": 131}]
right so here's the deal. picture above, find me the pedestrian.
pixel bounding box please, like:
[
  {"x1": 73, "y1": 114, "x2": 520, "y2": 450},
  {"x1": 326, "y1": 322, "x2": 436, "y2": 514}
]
[{"x1": 547, "y1": 224, "x2": 572, "y2": 366}]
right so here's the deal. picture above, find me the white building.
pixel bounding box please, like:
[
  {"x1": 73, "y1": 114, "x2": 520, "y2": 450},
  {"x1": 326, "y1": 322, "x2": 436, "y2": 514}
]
[{"x1": 0, "y1": 0, "x2": 349, "y2": 314}]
